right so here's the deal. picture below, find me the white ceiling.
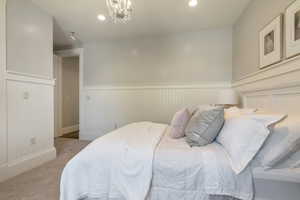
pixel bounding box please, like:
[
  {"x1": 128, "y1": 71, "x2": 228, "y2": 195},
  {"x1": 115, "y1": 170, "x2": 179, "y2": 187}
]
[{"x1": 31, "y1": 0, "x2": 251, "y2": 50}]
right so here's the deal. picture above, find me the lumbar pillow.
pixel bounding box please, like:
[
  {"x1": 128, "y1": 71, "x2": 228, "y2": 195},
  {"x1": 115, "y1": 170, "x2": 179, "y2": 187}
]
[
  {"x1": 169, "y1": 108, "x2": 191, "y2": 139},
  {"x1": 216, "y1": 114, "x2": 286, "y2": 174},
  {"x1": 185, "y1": 107, "x2": 224, "y2": 147}
]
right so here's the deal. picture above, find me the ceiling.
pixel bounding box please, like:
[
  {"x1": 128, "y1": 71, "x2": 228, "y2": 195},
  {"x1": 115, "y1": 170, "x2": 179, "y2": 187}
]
[{"x1": 31, "y1": 0, "x2": 251, "y2": 50}]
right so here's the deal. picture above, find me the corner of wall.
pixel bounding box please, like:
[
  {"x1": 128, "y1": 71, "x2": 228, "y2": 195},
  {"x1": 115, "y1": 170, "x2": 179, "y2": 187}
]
[
  {"x1": 0, "y1": 0, "x2": 57, "y2": 182},
  {"x1": 0, "y1": 0, "x2": 7, "y2": 166}
]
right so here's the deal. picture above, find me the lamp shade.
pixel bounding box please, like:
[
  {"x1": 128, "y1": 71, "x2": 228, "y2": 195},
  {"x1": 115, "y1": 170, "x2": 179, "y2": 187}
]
[{"x1": 217, "y1": 89, "x2": 239, "y2": 105}]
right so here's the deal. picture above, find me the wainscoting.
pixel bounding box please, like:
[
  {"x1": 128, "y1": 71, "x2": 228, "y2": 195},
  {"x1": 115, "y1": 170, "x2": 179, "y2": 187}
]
[
  {"x1": 0, "y1": 72, "x2": 56, "y2": 182},
  {"x1": 80, "y1": 83, "x2": 231, "y2": 140}
]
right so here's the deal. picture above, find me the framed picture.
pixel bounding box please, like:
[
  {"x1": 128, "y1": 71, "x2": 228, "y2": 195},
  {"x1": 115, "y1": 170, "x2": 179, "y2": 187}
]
[
  {"x1": 259, "y1": 15, "x2": 283, "y2": 69},
  {"x1": 286, "y1": 0, "x2": 300, "y2": 58}
]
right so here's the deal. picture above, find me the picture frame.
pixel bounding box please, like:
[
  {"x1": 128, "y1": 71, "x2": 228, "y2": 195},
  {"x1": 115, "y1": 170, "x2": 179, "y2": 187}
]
[
  {"x1": 286, "y1": 0, "x2": 300, "y2": 58},
  {"x1": 259, "y1": 15, "x2": 283, "y2": 69}
]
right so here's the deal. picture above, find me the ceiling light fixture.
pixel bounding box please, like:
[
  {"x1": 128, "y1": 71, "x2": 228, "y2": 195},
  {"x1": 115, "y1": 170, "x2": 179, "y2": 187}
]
[
  {"x1": 97, "y1": 14, "x2": 106, "y2": 21},
  {"x1": 106, "y1": 0, "x2": 133, "y2": 23},
  {"x1": 188, "y1": 0, "x2": 198, "y2": 7},
  {"x1": 69, "y1": 32, "x2": 76, "y2": 41}
]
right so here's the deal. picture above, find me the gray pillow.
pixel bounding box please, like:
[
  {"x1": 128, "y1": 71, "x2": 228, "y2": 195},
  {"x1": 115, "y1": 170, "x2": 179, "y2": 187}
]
[{"x1": 185, "y1": 108, "x2": 224, "y2": 147}]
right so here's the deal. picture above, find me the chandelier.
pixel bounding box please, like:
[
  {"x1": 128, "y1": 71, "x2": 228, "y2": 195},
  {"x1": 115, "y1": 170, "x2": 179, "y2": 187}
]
[{"x1": 106, "y1": 0, "x2": 133, "y2": 23}]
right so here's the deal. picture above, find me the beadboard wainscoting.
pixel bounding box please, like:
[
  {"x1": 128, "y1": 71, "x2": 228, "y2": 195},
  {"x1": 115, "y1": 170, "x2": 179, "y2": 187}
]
[
  {"x1": 80, "y1": 83, "x2": 231, "y2": 141},
  {"x1": 0, "y1": 72, "x2": 56, "y2": 182}
]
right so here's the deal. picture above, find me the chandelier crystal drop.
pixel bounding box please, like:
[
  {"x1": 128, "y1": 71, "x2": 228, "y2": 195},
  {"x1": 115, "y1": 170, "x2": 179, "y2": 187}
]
[{"x1": 106, "y1": 0, "x2": 133, "y2": 23}]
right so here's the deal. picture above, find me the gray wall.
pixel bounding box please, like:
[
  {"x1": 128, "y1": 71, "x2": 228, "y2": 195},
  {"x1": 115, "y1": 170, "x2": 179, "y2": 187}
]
[
  {"x1": 83, "y1": 28, "x2": 232, "y2": 86},
  {"x1": 62, "y1": 56, "x2": 79, "y2": 128},
  {"x1": 232, "y1": 0, "x2": 294, "y2": 81},
  {"x1": 6, "y1": 0, "x2": 53, "y2": 78}
]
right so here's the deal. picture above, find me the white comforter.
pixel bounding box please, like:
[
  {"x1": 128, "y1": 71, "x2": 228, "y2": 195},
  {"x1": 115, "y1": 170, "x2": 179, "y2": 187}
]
[
  {"x1": 60, "y1": 122, "x2": 253, "y2": 200},
  {"x1": 150, "y1": 128, "x2": 253, "y2": 200}
]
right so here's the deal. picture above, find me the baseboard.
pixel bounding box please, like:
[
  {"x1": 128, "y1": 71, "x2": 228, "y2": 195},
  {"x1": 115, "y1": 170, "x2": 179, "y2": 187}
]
[
  {"x1": 61, "y1": 124, "x2": 79, "y2": 135},
  {"x1": 79, "y1": 131, "x2": 101, "y2": 141},
  {"x1": 0, "y1": 147, "x2": 56, "y2": 183}
]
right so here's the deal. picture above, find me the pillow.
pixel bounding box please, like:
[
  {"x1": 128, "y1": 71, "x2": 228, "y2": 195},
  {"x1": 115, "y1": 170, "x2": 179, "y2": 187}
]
[
  {"x1": 188, "y1": 104, "x2": 222, "y2": 116},
  {"x1": 169, "y1": 108, "x2": 191, "y2": 139},
  {"x1": 292, "y1": 160, "x2": 300, "y2": 168},
  {"x1": 225, "y1": 107, "x2": 257, "y2": 119},
  {"x1": 259, "y1": 120, "x2": 300, "y2": 169},
  {"x1": 185, "y1": 107, "x2": 224, "y2": 147},
  {"x1": 216, "y1": 114, "x2": 286, "y2": 174}
]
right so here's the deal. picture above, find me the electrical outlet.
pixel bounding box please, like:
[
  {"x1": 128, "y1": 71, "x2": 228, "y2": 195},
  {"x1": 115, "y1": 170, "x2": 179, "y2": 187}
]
[{"x1": 30, "y1": 137, "x2": 36, "y2": 145}]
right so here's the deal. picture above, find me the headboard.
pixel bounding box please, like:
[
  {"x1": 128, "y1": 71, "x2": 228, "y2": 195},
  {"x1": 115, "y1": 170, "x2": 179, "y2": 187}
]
[
  {"x1": 233, "y1": 55, "x2": 300, "y2": 120},
  {"x1": 233, "y1": 55, "x2": 300, "y2": 184},
  {"x1": 242, "y1": 86, "x2": 300, "y2": 120}
]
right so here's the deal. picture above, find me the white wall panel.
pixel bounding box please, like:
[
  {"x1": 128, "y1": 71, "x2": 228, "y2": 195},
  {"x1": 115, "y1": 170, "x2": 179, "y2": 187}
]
[
  {"x1": 6, "y1": 0, "x2": 53, "y2": 78},
  {"x1": 7, "y1": 80, "x2": 54, "y2": 162},
  {"x1": 80, "y1": 84, "x2": 231, "y2": 140}
]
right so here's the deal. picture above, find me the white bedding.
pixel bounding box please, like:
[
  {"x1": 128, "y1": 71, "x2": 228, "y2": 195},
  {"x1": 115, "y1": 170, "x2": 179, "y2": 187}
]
[
  {"x1": 149, "y1": 128, "x2": 253, "y2": 200},
  {"x1": 60, "y1": 122, "x2": 253, "y2": 200}
]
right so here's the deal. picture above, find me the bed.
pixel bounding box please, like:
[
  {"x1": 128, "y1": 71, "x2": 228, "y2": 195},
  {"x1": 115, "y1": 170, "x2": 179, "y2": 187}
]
[{"x1": 60, "y1": 122, "x2": 253, "y2": 200}]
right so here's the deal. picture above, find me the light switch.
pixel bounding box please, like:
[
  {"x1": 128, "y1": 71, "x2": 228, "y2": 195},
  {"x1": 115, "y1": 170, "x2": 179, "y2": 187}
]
[
  {"x1": 23, "y1": 92, "x2": 29, "y2": 100},
  {"x1": 30, "y1": 137, "x2": 36, "y2": 145}
]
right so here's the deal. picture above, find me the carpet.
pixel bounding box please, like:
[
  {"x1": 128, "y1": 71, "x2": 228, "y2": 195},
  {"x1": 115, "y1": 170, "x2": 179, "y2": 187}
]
[{"x1": 0, "y1": 138, "x2": 90, "y2": 200}]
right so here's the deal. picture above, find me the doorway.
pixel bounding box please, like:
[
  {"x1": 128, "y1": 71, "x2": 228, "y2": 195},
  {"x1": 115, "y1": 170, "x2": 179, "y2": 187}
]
[{"x1": 53, "y1": 49, "x2": 83, "y2": 140}]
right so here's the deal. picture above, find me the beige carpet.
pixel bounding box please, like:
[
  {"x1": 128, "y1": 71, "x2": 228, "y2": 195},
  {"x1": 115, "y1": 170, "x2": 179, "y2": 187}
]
[{"x1": 0, "y1": 138, "x2": 90, "y2": 200}]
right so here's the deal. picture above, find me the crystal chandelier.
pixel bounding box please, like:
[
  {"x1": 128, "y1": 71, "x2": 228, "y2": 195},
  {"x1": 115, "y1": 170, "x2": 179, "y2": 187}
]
[{"x1": 106, "y1": 0, "x2": 133, "y2": 23}]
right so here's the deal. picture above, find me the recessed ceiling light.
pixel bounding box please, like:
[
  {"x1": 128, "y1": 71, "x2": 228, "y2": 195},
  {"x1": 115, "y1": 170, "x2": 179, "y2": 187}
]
[
  {"x1": 188, "y1": 0, "x2": 198, "y2": 7},
  {"x1": 97, "y1": 14, "x2": 106, "y2": 21}
]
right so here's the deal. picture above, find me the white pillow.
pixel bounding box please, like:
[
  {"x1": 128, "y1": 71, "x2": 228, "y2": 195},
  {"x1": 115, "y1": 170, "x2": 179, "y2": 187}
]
[
  {"x1": 169, "y1": 108, "x2": 191, "y2": 139},
  {"x1": 292, "y1": 160, "x2": 300, "y2": 168},
  {"x1": 225, "y1": 107, "x2": 257, "y2": 119},
  {"x1": 259, "y1": 120, "x2": 300, "y2": 169},
  {"x1": 216, "y1": 114, "x2": 286, "y2": 174}
]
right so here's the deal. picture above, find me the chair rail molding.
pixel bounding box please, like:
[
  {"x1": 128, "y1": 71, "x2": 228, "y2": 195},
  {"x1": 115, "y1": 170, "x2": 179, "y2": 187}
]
[
  {"x1": 83, "y1": 82, "x2": 232, "y2": 91},
  {"x1": 233, "y1": 55, "x2": 300, "y2": 93},
  {"x1": 5, "y1": 71, "x2": 56, "y2": 86}
]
